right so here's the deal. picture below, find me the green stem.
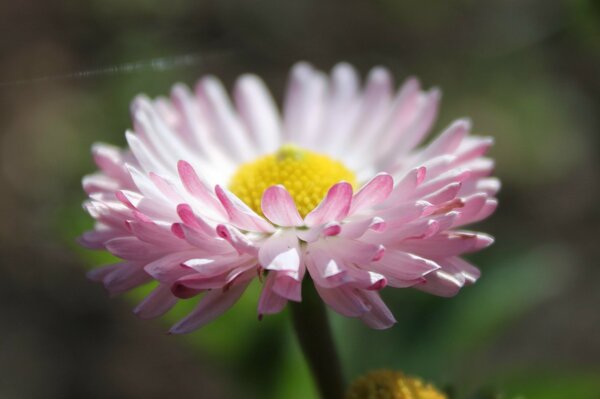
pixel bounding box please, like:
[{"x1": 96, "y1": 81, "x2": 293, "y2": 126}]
[{"x1": 289, "y1": 281, "x2": 345, "y2": 399}]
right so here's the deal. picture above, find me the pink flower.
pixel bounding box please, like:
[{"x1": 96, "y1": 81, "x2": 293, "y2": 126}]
[{"x1": 81, "y1": 62, "x2": 498, "y2": 333}]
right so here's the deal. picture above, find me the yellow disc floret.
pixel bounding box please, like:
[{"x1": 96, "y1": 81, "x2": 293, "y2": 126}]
[
  {"x1": 346, "y1": 370, "x2": 447, "y2": 399},
  {"x1": 229, "y1": 144, "x2": 357, "y2": 218}
]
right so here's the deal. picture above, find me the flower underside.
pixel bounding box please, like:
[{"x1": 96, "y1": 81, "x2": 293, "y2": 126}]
[{"x1": 229, "y1": 144, "x2": 357, "y2": 217}]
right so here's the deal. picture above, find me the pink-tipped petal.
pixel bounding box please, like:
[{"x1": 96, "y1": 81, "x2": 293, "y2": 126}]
[
  {"x1": 215, "y1": 185, "x2": 275, "y2": 232},
  {"x1": 350, "y1": 173, "x2": 394, "y2": 215},
  {"x1": 257, "y1": 272, "x2": 289, "y2": 316},
  {"x1": 216, "y1": 224, "x2": 258, "y2": 255},
  {"x1": 143, "y1": 251, "x2": 199, "y2": 282},
  {"x1": 234, "y1": 74, "x2": 282, "y2": 154},
  {"x1": 261, "y1": 185, "x2": 303, "y2": 227},
  {"x1": 398, "y1": 231, "x2": 494, "y2": 258},
  {"x1": 304, "y1": 182, "x2": 353, "y2": 226},
  {"x1": 258, "y1": 230, "x2": 301, "y2": 272},
  {"x1": 176, "y1": 203, "x2": 215, "y2": 236},
  {"x1": 105, "y1": 237, "x2": 163, "y2": 260},
  {"x1": 297, "y1": 221, "x2": 342, "y2": 242},
  {"x1": 370, "y1": 250, "x2": 440, "y2": 287},
  {"x1": 90, "y1": 262, "x2": 150, "y2": 296},
  {"x1": 169, "y1": 279, "x2": 251, "y2": 334},
  {"x1": 272, "y1": 271, "x2": 303, "y2": 302},
  {"x1": 177, "y1": 160, "x2": 225, "y2": 218},
  {"x1": 358, "y1": 291, "x2": 396, "y2": 329},
  {"x1": 149, "y1": 172, "x2": 184, "y2": 203},
  {"x1": 314, "y1": 285, "x2": 370, "y2": 317},
  {"x1": 418, "y1": 119, "x2": 470, "y2": 160},
  {"x1": 134, "y1": 284, "x2": 179, "y2": 319},
  {"x1": 416, "y1": 269, "x2": 464, "y2": 297}
]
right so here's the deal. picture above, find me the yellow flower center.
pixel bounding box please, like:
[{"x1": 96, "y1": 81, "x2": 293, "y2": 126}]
[
  {"x1": 346, "y1": 370, "x2": 447, "y2": 399},
  {"x1": 229, "y1": 144, "x2": 357, "y2": 217}
]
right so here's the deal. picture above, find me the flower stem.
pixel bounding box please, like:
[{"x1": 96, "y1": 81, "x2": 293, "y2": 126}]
[{"x1": 289, "y1": 281, "x2": 345, "y2": 399}]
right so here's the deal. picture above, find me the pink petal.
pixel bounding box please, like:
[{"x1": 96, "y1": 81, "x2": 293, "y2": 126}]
[
  {"x1": 304, "y1": 182, "x2": 353, "y2": 226},
  {"x1": 271, "y1": 271, "x2": 303, "y2": 302},
  {"x1": 379, "y1": 78, "x2": 422, "y2": 144},
  {"x1": 149, "y1": 172, "x2": 184, "y2": 203},
  {"x1": 453, "y1": 193, "x2": 488, "y2": 225},
  {"x1": 418, "y1": 119, "x2": 470, "y2": 160},
  {"x1": 461, "y1": 158, "x2": 495, "y2": 179},
  {"x1": 339, "y1": 217, "x2": 386, "y2": 239},
  {"x1": 283, "y1": 62, "x2": 327, "y2": 145},
  {"x1": 215, "y1": 185, "x2": 275, "y2": 232},
  {"x1": 415, "y1": 168, "x2": 472, "y2": 198},
  {"x1": 440, "y1": 256, "x2": 481, "y2": 285},
  {"x1": 127, "y1": 219, "x2": 185, "y2": 247},
  {"x1": 475, "y1": 177, "x2": 501, "y2": 196},
  {"x1": 176, "y1": 203, "x2": 216, "y2": 236},
  {"x1": 234, "y1": 74, "x2": 282, "y2": 154},
  {"x1": 370, "y1": 250, "x2": 440, "y2": 287},
  {"x1": 125, "y1": 131, "x2": 165, "y2": 176},
  {"x1": 395, "y1": 88, "x2": 441, "y2": 154},
  {"x1": 183, "y1": 257, "x2": 237, "y2": 275},
  {"x1": 305, "y1": 243, "x2": 384, "y2": 289},
  {"x1": 105, "y1": 237, "x2": 164, "y2": 260},
  {"x1": 472, "y1": 199, "x2": 498, "y2": 224},
  {"x1": 377, "y1": 200, "x2": 430, "y2": 229},
  {"x1": 296, "y1": 222, "x2": 342, "y2": 242},
  {"x1": 385, "y1": 167, "x2": 426, "y2": 205},
  {"x1": 305, "y1": 248, "x2": 345, "y2": 288},
  {"x1": 385, "y1": 212, "x2": 458, "y2": 243},
  {"x1": 134, "y1": 283, "x2": 179, "y2": 319},
  {"x1": 169, "y1": 84, "x2": 210, "y2": 150},
  {"x1": 257, "y1": 272, "x2": 288, "y2": 316},
  {"x1": 177, "y1": 160, "x2": 225, "y2": 218},
  {"x1": 343, "y1": 67, "x2": 394, "y2": 166},
  {"x1": 397, "y1": 231, "x2": 494, "y2": 258},
  {"x1": 314, "y1": 285, "x2": 370, "y2": 317},
  {"x1": 261, "y1": 185, "x2": 303, "y2": 227},
  {"x1": 350, "y1": 173, "x2": 394, "y2": 215},
  {"x1": 454, "y1": 136, "x2": 494, "y2": 164},
  {"x1": 416, "y1": 269, "x2": 464, "y2": 297},
  {"x1": 79, "y1": 229, "x2": 125, "y2": 249},
  {"x1": 91, "y1": 143, "x2": 132, "y2": 186},
  {"x1": 216, "y1": 224, "x2": 258, "y2": 255},
  {"x1": 422, "y1": 182, "x2": 462, "y2": 205},
  {"x1": 195, "y1": 76, "x2": 255, "y2": 162},
  {"x1": 173, "y1": 259, "x2": 254, "y2": 291},
  {"x1": 91, "y1": 261, "x2": 149, "y2": 296},
  {"x1": 86, "y1": 263, "x2": 120, "y2": 282},
  {"x1": 131, "y1": 96, "x2": 200, "y2": 171},
  {"x1": 326, "y1": 238, "x2": 384, "y2": 264},
  {"x1": 169, "y1": 278, "x2": 251, "y2": 334},
  {"x1": 377, "y1": 87, "x2": 440, "y2": 168},
  {"x1": 172, "y1": 223, "x2": 231, "y2": 253},
  {"x1": 358, "y1": 291, "x2": 396, "y2": 329},
  {"x1": 143, "y1": 251, "x2": 199, "y2": 282},
  {"x1": 258, "y1": 230, "x2": 301, "y2": 272},
  {"x1": 82, "y1": 173, "x2": 120, "y2": 194},
  {"x1": 319, "y1": 63, "x2": 361, "y2": 155}
]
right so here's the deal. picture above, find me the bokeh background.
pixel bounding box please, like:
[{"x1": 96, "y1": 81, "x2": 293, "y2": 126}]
[{"x1": 1, "y1": 1, "x2": 599, "y2": 398}]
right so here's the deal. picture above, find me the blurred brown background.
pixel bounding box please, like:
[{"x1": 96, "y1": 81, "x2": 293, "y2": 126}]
[{"x1": 1, "y1": 1, "x2": 599, "y2": 398}]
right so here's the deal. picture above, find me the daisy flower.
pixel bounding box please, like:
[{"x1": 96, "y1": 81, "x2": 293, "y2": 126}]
[{"x1": 81, "y1": 62, "x2": 498, "y2": 334}]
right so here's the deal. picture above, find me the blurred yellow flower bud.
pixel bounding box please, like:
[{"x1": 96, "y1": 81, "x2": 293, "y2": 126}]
[{"x1": 346, "y1": 369, "x2": 447, "y2": 399}]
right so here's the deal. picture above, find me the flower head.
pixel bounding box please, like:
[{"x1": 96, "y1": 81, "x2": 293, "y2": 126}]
[
  {"x1": 81, "y1": 62, "x2": 498, "y2": 333},
  {"x1": 346, "y1": 370, "x2": 447, "y2": 399}
]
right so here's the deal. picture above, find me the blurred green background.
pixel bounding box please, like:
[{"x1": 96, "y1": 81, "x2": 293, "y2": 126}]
[{"x1": 1, "y1": 0, "x2": 599, "y2": 398}]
